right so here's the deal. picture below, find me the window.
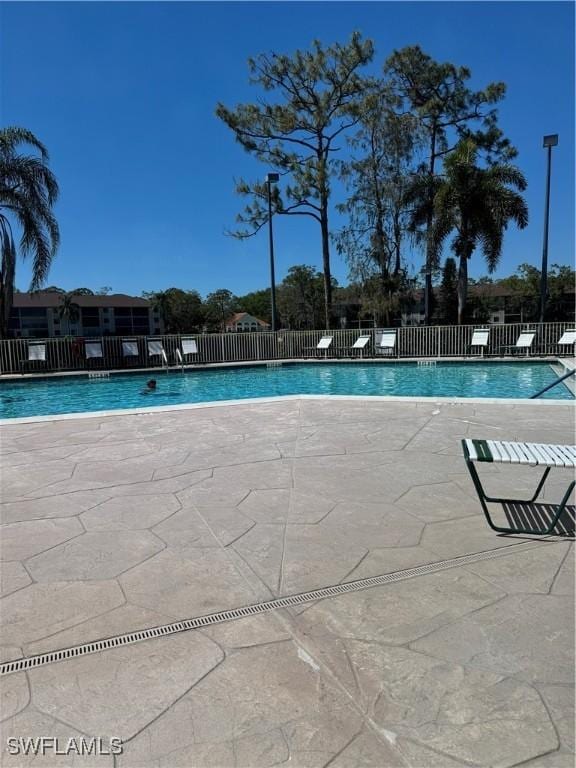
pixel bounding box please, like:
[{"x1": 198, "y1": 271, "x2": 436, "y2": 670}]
[
  {"x1": 81, "y1": 307, "x2": 101, "y2": 335},
  {"x1": 113, "y1": 308, "x2": 132, "y2": 334},
  {"x1": 8, "y1": 309, "x2": 19, "y2": 332},
  {"x1": 15, "y1": 308, "x2": 49, "y2": 337},
  {"x1": 112, "y1": 307, "x2": 151, "y2": 335},
  {"x1": 132, "y1": 308, "x2": 150, "y2": 333}
]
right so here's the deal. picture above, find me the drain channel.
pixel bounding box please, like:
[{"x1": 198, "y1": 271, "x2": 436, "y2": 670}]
[{"x1": 0, "y1": 540, "x2": 549, "y2": 676}]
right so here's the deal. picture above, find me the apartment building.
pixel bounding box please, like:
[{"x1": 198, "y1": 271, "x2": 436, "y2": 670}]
[{"x1": 8, "y1": 293, "x2": 163, "y2": 338}]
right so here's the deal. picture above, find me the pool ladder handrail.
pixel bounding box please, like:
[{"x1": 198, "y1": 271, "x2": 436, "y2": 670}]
[{"x1": 530, "y1": 368, "x2": 575, "y2": 399}]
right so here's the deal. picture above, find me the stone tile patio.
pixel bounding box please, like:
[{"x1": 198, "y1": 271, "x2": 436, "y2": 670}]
[{"x1": 0, "y1": 397, "x2": 574, "y2": 767}]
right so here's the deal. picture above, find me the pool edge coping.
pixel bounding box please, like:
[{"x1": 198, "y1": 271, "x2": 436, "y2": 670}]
[
  {"x1": 1, "y1": 355, "x2": 574, "y2": 383},
  {"x1": 1, "y1": 393, "x2": 573, "y2": 426}
]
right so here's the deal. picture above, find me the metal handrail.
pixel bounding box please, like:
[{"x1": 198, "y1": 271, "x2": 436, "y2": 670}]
[{"x1": 530, "y1": 368, "x2": 575, "y2": 399}]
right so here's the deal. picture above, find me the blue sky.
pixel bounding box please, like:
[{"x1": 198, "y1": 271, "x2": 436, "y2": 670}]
[{"x1": 2, "y1": 1, "x2": 574, "y2": 297}]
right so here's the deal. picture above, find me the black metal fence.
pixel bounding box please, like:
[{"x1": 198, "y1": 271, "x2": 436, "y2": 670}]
[{"x1": 0, "y1": 322, "x2": 573, "y2": 375}]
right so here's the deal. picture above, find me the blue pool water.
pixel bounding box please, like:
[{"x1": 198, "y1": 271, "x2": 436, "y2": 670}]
[{"x1": 0, "y1": 362, "x2": 572, "y2": 420}]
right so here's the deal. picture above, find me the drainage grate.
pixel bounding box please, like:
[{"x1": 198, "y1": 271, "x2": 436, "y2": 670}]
[{"x1": 0, "y1": 540, "x2": 548, "y2": 676}]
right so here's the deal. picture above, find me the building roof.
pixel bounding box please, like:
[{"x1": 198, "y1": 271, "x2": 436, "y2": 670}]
[
  {"x1": 226, "y1": 312, "x2": 270, "y2": 327},
  {"x1": 12, "y1": 292, "x2": 151, "y2": 308}
]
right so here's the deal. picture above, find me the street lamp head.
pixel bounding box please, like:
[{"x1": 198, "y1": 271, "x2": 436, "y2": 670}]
[
  {"x1": 543, "y1": 134, "x2": 559, "y2": 147},
  {"x1": 266, "y1": 172, "x2": 280, "y2": 183}
]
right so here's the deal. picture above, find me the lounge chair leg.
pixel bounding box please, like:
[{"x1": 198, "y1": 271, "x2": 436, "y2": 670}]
[
  {"x1": 464, "y1": 458, "x2": 512, "y2": 533},
  {"x1": 464, "y1": 456, "x2": 574, "y2": 535},
  {"x1": 483, "y1": 466, "x2": 551, "y2": 504},
  {"x1": 543, "y1": 481, "x2": 576, "y2": 534}
]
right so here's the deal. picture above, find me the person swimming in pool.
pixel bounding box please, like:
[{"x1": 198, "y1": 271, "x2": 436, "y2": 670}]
[{"x1": 142, "y1": 379, "x2": 157, "y2": 394}]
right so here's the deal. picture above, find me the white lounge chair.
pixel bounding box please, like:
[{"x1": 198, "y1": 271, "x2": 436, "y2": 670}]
[
  {"x1": 316, "y1": 336, "x2": 333, "y2": 358},
  {"x1": 501, "y1": 330, "x2": 536, "y2": 357},
  {"x1": 352, "y1": 335, "x2": 371, "y2": 358},
  {"x1": 317, "y1": 336, "x2": 333, "y2": 349},
  {"x1": 147, "y1": 340, "x2": 164, "y2": 356},
  {"x1": 470, "y1": 328, "x2": 489, "y2": 356},
  {"x1": 181, "y1": 338, "x2": 198, "y2": 357},
  {"x1": 147, "y1": 340, "x2": 168, "y2": 366},
  {"x1": 22, "y1": 342, "x2": 46, "y2": 372},
  {"x1": 122, "y1": 339, "x2": 139, "y2": 357},
  {"x1": 515, "y1": 330, "x2": 536, "y2": 351},
  {"x1": 85, "y1": 342, "x2": 103, "y2": 359},
  {"x1": 558, "y1": 329, "x2": 576, "y2": 350},
  {"x1": 376, "y1": 330, "x2": 397, "y2": 357},
  {"x1": 28, "y1": 343, "x2": 46, "y2": 362},
  {"x1": 463, "y1": 438, "x2": 575, "y2": 535}
]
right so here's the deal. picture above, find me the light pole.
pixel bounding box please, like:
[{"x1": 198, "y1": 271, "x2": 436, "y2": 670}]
[
  {"x1": 266, "y1": 172, "x2": 279, "y2": 331},
  {"x1": 539, "y1": 134, "x2": 558, "y2": 323}
]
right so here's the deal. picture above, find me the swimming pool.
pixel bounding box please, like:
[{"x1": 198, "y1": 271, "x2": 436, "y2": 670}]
[{"x1": 0, "y1": 361, "x2": 572, "y2": 420}]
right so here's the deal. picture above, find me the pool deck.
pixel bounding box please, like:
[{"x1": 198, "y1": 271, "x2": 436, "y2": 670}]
[{"x1": 0, "y1": 397, "x2": 574, "y2": 767}]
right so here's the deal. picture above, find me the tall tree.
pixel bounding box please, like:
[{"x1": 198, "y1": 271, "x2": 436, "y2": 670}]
[
  {"x1": 407, "y1": 139, "x2": 528, "y2": 324},
  {"x1": 204, "y1": 289, "x2": 237, "y2": 332},
  {"x1": 57, "y1": 292, "x2": 81, "y2": 336},
  {"x1": 70, "y1": 287, "x2": 94, "y2": 295},
  {"x1": 236, "y1": 288, "x2": 271, "y2": 323},
  {"x1": 277, "y1": 265, "x2": 327, "y2": 329},
  {"x1": 0, "y1": 127, "x2": 60, "y2": 337},
  {"x1": 216, "y1": 33, "x2": 374, "y2": 328},
  {"x1": 435, "y1": 257, "x2": 458, "y2": 324},
  {"x1": 143, "y1": 288, "x2": 205, "y2": 333},
  {"x1": 336, "y1": 87, "x2": 420, "y2": 284},
  {"x1": 385, "y1": 46, "x2": 515, "y2": 323},
  {"x1": 145, "y1": 290, "x2": 172, "y2": 331},
  {"x1": 352, "y1": 271, "x2": 418, "y2": 328}
]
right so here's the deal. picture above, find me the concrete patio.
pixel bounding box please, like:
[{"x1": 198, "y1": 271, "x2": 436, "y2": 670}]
[{"x1": 0, "y1": 397, "x2": 574, "y2": 767}]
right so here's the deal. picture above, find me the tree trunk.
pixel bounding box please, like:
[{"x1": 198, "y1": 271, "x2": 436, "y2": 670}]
[
  {"x1": 457, "y1": 254, "x2": 468, "y2": 325},
  {"x1": 424, "y1": 126, "x2": 437, "y2": 325},
  {"x1": 320, "y1": 202, "x2": 332, "y2": 329},
  {"x1": 0, "y1": 284, "x2": 13, "y2": 339},
  {"x1": 0, "y1": 251, "x2": 15, "y2": 339},
  {"x1": 393, "y1": 210, "x2": 402, "y2": 276}
]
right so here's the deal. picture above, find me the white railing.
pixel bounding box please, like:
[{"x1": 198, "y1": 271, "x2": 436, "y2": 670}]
[{"x1": 0, "y1": 322, "x2": 572, "y2": 375}]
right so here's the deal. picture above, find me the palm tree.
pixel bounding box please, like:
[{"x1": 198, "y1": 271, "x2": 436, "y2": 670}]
[
  {"x1": 58, "y1": 293, "x2": 81, "y2": 335},
  {"x1": 147, "y1": 290, "x2": 173, "y2": 333},
  {"x1": 0, "y1": 127, "x2": 60, "y2": 337},
  {"x1": 407, "y1": 139, "x2": 528, "y2": 324}
]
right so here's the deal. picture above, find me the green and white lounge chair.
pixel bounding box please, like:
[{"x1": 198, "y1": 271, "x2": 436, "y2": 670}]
[
  {"x1": 499, "y1": 330, "x2": 536, "y2": 357},
  {"x1": 513, "y1": 330, "x2": 536, "y2": 355},
  {"x1": 316, "y1": 336, "x2": 333, "y2": 358},
  {"x1": 85, "y1": 341, "x2": 103, "y2": 359},
  {"x1": 376, "y1": 330, "x2": 397, "y2": 357},
  {"x1": 85, "y1": 341, "x2": 104, "y2": 369},
  {"x1": 23, "y1": 342, "x2": 47, "y2": 372},
  {"x1": 181, "y1": 337, "x2": 198, "y2": 356},
  {"x1": 558, "y1": 329, "x2": 576, "y2": 352},
  {"x1": 147, "y1": 339, "x2": 168, "y2": 366},
  {"x1": 122, "y1": 339, "x2": 139, "y2": 357},
  {"x1": 462, "y1": 438, "x2": 575, "y2": 535},
  {"x1": 469, "y1": 328, "x2": 489, "y2": 356},
  {"x1": 28, "y1": 342, "x2": 46, "y2": 362},
  {"x1": 352, "y1": 335, "x2": 371, "y2": 358}
]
